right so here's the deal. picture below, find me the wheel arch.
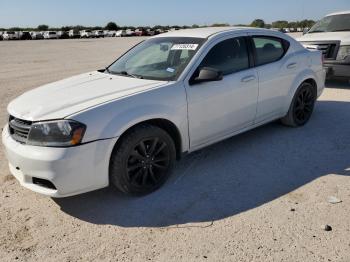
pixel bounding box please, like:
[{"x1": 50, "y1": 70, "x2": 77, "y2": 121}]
[
  {"x1": 283, "y1": 69, "x2": 319, "y2": 113},
  {"x1": 112, "y1": 118, "x2": 184, "y2": 160}
]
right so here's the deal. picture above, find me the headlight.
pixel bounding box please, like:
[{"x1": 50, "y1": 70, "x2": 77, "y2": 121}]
[
  {"x1": 336, "y1": 46, "x2": 350, "y2": 61},
  {"x1": 27, "y1": 120, "x2": 86, "y2": 147}
]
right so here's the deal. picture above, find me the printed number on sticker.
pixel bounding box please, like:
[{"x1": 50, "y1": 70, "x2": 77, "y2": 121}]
[{"x1": 171, "y1": 44, "x2": 199, "y2": 50}]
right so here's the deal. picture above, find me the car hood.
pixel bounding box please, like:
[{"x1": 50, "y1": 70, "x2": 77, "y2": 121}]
[
  {"x1": 8, "y1": 71, "x2": 166, "y2": 121},
  {"x1": 297, "y1": 32, "x2": 350, "y2": 45}
]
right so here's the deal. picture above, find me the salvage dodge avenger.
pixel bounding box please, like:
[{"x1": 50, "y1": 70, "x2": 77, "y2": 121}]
[{"x1": 2, "y1": 27, "x2": 325, "y2": 197}]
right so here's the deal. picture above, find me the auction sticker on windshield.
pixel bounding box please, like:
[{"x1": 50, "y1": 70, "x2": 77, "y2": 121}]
[{"x1": 171, "y1": 44, "x2": 199, "y2": 50}]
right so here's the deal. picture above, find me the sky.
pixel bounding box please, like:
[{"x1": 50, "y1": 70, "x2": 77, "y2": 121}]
[{"x1": 0, "y1": 0, "x2": 349, "y2": 28}]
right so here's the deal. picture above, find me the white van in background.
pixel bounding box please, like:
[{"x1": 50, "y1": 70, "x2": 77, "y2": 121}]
[
  {"x1": 3, "y1": 31, "x2": 19, "y2": 40},
  {"x1": 80, "y1": 30, "x2": 93, "y2": 38},
  {"x1": 44, "y1": 31, "x2": 59, "y2": 39}
]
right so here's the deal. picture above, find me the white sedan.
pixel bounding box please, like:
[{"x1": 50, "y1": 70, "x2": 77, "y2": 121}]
[{"x1": 2, "y1": 27, "x2": 325, "y2": 197}]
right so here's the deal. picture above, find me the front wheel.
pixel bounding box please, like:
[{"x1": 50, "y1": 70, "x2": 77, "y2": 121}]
[
  {"x1": 281, "y1": 82, "x2": 316, "y2": 127},
  {"x1": 109, "y1": 124, "x2": 176, "y2": 195}
]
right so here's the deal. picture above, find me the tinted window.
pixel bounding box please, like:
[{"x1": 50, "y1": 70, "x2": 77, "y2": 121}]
[
  {"x1": 253, "y1": 36, "x2": 288, "y2": 66},
  {"x1": 199, "y1": 37, "x2": 249, "y2": 75}
]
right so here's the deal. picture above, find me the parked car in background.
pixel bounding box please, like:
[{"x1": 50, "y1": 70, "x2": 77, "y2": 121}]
[
  {"x1": 2, "y1": 27, "x2": 325, "y2": 197},
  {"x1": 30, "y1": 31, "x2": 44, "y2": 40},
  {"x1": 93, "y1": 30, "x2": 104, "y2": 38},
  {"x1": 3, "y1": 31, "x2": 19, "y2": 40},
  {"x1": 135, "y1": 28, "x2": 148, "y2": 36},
  {"x1": 80, "y1": 30, "x2": 93, "y2": 38},
  {"x1": 0, "y1": 32, "x2": 3, "y2": 41},
  {"x1": 57, "y1": 31, "x2": 69, "y2": 39},
  {"x1": 298, "y1": 10, "x2": 350, "y2": 79},
  {"x1": 106, "y1": 30, "x2": 117, "y2": 37},
  {"x1": 147, "y1": 29, "x2": 155, "y2": 36},
  {"x1": 116, "y1": 30, "x2": 126, "y2": 37},
  {"x1": 125, "y1": 29, "x2": 136, "y2": 36},
  {"x1": 19, "y1": 31, "x2": 32, "y2": 40},
  {"x1": 44, "y1": 31, "x2": 59, "y2": 39},
  {"x1": 69, "y1": 29, "x2": 80, "y2": 38},
  {"x1": 154, "y1": 29, "x2": 164, "y2": 35}
]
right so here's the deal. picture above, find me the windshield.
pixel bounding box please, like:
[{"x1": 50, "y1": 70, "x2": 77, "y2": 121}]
[
  {"x1": 108, "y1": 37, "x2": 205, "y2": 81},
  {"x1": 308, "y1": 14, "x2": 350, "y2": 33}
]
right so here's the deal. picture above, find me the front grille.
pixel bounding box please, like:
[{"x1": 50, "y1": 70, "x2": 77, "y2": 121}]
[
  {"x1": 8, "y1": 116, "x2": 32, "y2": 144},
  {"x1": 301, "y1": 41, "x2": 340, "y2": 60}
]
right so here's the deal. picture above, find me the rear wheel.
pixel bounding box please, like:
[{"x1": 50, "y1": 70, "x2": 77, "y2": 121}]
[
  {"x1": 281, "y1": 82, "x2": 316, "y2": 127},
  {"x1": 110, "y1": 124, "x2": 176, "y2": 195}
]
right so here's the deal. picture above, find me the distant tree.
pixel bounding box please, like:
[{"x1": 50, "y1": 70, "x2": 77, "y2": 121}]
[
  {"x1": 287, "y1": 22, "x2": 297, "y2": 29},
  {"x1": 37, "y1": 24, "x2": 49, "y2": 31},
  {"x1": 211, "y1": 23, "x2": 230, "y2": 27},
  {"x1": 61, "y1": 26, "x2": 71, "y2": 31},
  {"x1": 91, "y1": 26, "x2": 103, "y2": 30},
  {"x1": 73, "y1": 25, "x2": 86, "y2": 31},
  {"x1": 299, "y1": 19, "x2": 316, "y2": 29},
  {"x1": 192, "y1": 24, "x2": 200, "y2": 28},
  {"x1": 272, "y1": 20, "x2": 289, "y2": 29},
  {"x1": 250, "y1": 19, "x2": 265, "y2": 28},
  {"x1": 9, "y1": 27, "x2": 21, "y2": 31},
  {"x1": 153, "y1": 25, "x2": 163, "y2": 30},
  {"x1": 105, "y1": 22, "x2": 119, "y2": 31}
]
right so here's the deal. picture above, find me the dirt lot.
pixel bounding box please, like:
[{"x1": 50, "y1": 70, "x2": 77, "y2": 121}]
[{"x1": 0, "y1": 37, "x2": 350, "y2": 262}]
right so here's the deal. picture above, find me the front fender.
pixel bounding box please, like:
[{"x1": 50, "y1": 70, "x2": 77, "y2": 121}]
[{"x1": 70, "y1": 83, "x2": 189, "y2": 152}]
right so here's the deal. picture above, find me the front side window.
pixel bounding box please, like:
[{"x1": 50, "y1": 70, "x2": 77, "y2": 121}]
[
  {"x1": 252, "y1": 36, "x2": 289, "y2": 66},
  {"x1": 108, "y1": 37, "x2": 205, "y2": 81},
  {"x1": 199, "y1": 37, "x2": 249, "y2": 75}
]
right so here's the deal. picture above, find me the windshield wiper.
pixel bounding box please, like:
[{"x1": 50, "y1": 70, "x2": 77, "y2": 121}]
[
  {"x1": 331, "y1": 29, "x2": 350, "y2": 32},
  {"x1": 114, "y1": 71, "x2": 143, "y2": 79},
  {"x1": 307, "y1": 30, "x2": 325, "y2": 34}
]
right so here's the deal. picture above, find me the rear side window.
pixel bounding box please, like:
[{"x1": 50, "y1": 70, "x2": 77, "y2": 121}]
[
  {"x1": 199, "y1": 37, "x2": 249, "y2": 75},
  {"x1": 252, "y1": 36, "x2": 289, "y2": 66}
]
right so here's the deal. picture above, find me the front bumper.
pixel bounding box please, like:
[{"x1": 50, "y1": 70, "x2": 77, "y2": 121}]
[
  {"x1": 2, "y1": 125, "x2": 118, "y2": 198},
  {"x1": 324, "y1": 57, "x2": 350, "y2": 78}
]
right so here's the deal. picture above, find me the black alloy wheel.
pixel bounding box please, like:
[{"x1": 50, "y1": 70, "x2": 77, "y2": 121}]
[
  {"x1": 293, "y1": 85, "x2": 315, "y2": 125},
  {"x1": 110, "y1": 124, "x2": 176, "y2": 195},
  {"x1": 126, "y1": 137, "x2": 170, "y2": 188},
  {"x1": 281, "y1": 82, "x2": 316, "y2": 127}
]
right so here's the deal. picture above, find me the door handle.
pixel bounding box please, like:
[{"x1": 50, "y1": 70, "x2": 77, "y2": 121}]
[
  {"x1": 241, "y1": 75, "x2": 256, "y2": 83},
  {"x1": 287, "y1": 63, "x2": 297, "y2": 69}
]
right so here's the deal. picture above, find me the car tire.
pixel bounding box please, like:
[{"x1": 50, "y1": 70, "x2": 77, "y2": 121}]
[
  {"x1": 281, "y1": 82, "x2": 316, "y2": 127},
  {"x1": 109, "y1": 124, "x2": 176, "y2": 195}
]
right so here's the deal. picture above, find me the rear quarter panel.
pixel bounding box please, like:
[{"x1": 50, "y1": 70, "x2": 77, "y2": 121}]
[{"x1": 282, "y1": 49, "x2": 325, "y2": 113}]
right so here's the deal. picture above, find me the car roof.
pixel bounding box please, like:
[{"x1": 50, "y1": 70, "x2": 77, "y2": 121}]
[
  {"x1": 326, "y1": 10, "x2": 350, "y2": 16},
  {"x1": 152, "y1": 27, "x2": 274, "y2": 39}
]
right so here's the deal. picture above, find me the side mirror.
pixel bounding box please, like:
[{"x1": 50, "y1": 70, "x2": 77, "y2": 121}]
[
  {"x1": 190, "y1": 67, "x2": 223, "y2": 85},
  {"x1": 303, "y1": 28, "x2": 309, "y2": 35}
]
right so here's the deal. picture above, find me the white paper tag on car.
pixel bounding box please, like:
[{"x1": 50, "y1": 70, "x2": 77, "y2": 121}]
[{"x1": 171, "y1": 44, "x2": 199, "y2": 50}]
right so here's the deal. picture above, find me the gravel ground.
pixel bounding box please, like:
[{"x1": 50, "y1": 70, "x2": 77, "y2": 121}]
[{"x1": 0, "y1": 36, "x2": 350, "y2": 262}]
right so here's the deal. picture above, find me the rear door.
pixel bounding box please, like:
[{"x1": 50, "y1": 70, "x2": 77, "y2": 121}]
[{"x1": 248, "y1": 34, "x2": 297, "y2": 122}]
